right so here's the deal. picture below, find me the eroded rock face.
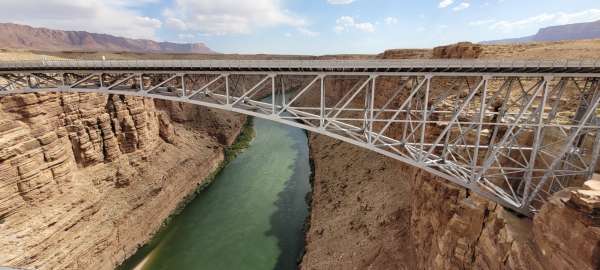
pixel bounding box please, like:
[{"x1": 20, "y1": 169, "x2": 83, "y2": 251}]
[
  {"x1": 302, "y1": 41, "x2": 600, "y2": 270},
  {"x1": 303, "y1": 132, "x2": 600, "y2": 270},
  {"x1": 411, "y1": 175, "x2": 600, "y2": 270},
  {"x1": 433, "y1": 42, "x2": 483, "y2": 59},
  {"x1": 157, "y1": 112, "x2": 176, "y2": 144},
  {"x1": 0, "y1": 92, "x2": 245, "y2": 270},
  {"x1": 409, "y1": 171, "x2": 542, "y2": 270},
  {"x1": 532, "y1": 181, "x2": 600, "y2": 270},
  {"x1": 301, "y1": 135, "x2": 416, "y2": 270},
  {"x1": 153, "y1": 100, "x2": 244, "y2": 145}
]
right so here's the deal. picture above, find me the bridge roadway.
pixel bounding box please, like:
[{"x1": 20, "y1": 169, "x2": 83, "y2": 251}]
[
  {"x1": 1, "y1": 59, "x2": 599, "y2": 215},
  {"x1": 0, "y1": 59, "x2": 600, "y2": 74}
]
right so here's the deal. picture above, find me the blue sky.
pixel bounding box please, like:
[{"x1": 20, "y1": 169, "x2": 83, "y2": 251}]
[{"x1": 1, "y1": 0, "x2": 600, "y2": 54}]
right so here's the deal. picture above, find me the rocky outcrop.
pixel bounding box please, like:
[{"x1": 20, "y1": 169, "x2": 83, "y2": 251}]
[
  {"x1": 410, "y1": 172, "x2": 600, "y2": 270},
  {"x1": 532, "y1": 180, "x2": 600, "y2": 270},
  {"x1": 0, "y1": 91, "x2": 245, "y2": 269},
  {"x1": 377, "y1": 49, "x2": 432, "y2": 59},
  {"x1": 433, "y1": 42, "x2": 483, "y2": 59}
]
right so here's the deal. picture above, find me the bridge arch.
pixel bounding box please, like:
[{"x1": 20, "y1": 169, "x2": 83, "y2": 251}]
[{"x1": 1, "y1": 59, "x2": 600, "y2": 215}]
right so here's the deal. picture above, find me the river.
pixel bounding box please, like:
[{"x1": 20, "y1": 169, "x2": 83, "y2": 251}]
[{"x1": 120, "y1": 113, "x2": 312, "y2": 270}]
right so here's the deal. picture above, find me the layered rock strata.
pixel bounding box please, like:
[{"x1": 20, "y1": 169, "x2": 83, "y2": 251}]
[{"x1": 0, "y1": 92, "x2": 244, "y2": 269}]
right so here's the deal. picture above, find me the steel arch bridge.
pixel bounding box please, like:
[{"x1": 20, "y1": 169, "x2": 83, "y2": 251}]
[{"x1": 1, "y1": 59, "x2": 600, "y2": 215}]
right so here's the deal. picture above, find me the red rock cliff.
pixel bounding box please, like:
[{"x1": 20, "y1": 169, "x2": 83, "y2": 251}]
[{"x1": 0, "y1": 91, "x2": 244, "y2": 269}]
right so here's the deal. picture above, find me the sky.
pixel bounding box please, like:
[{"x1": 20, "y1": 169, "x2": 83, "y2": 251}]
[{"x1": 0, "y1": 0, "x2": 599, "y2": 55}]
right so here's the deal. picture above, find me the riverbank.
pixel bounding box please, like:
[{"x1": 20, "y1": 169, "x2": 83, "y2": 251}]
[
  {"x1": 119, "y1": 116, "x2": 255, "y2": 270},
  {"x1": 0, "y1": 91, "x2": 247, "y2": 269},
  {"x1": 122, "y1": 115, "x2": 311, "y2": 270}
]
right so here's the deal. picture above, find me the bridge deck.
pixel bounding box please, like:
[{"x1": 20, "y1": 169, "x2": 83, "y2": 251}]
[{"x1": 0, "y1": 59, "x2": 599, "y2": 74}]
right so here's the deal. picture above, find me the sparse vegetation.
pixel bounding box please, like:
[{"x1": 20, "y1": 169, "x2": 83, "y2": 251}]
[{"x1": 224, "y1": 117, "x2": 256, "y2": 162}]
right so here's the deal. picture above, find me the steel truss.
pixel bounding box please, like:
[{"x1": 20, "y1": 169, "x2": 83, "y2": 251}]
[{"x1": 1, "y1": 62, "x2": 599, "y2": 215}]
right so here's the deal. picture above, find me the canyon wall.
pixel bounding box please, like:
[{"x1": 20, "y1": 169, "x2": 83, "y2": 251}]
[
  {"x1": 0, "y1": 92, "x2": 245, "y2": 269},
  {"x1": 302, "y1": 132, "x2": 600, "y2": 270},
  {"x1": 301, "y1": 40, "x2": 600, "y2": 270}
]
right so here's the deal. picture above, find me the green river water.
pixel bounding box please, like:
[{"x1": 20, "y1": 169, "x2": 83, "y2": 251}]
[{"x1": 120, "y1": 115, "x2": 312, "y2": 270}]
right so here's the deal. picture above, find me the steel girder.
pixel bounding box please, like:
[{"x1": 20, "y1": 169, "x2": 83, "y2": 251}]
[{"x1": 1, "y1": 69, "x2": 599, "y2": 215}]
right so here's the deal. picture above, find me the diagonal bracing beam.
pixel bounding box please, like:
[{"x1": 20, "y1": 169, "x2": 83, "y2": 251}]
[{"x1": 522, "y1": 79, "x2": 600, "y2": 210}]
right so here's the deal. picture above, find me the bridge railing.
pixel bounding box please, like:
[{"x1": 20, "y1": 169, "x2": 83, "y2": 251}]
[{"x1": 0, "y1": 59, "x2": 599, "y2": 70}]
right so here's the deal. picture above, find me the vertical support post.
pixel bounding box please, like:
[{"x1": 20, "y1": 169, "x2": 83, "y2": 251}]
[
  {"x1": 271, "y1": 74, "x2": 276, "y2": 115},
  {"x1": 367, "y1": 75, "x2": 377, "y2": 144},
  {"x1": 402, "y1": 77, "x2": 416, "y2": 143},
  {"x1": 587, "y1": 125, "x2": 600, "y2": 178},
  {"x1": 180, "y1": 74, "x2": 185, "y2": 96},
  {"x1": 281, "y1": 77, "x2": 286, "y2": 106},
  {"x1": 320, "y1": 75, "x2": 325, "y2": 129},
  {"x1": 225, "y1": 74, "x2": 230, "y2": 105},
  {"x1": 99, "y1": 73, "x2": 103, "y2": 88},
  {"x1": 139, "y1": 74, "x2": 143, "y2": 91},
  {"x1": 520, "y1": 77, "x2": 550, "y2": 203},
  {"x1": 471, "y1": 76, "x2": 489, "y2": 181},
  {"x1": 419, "y1": 75, "x2": 432, "y2": 161}
]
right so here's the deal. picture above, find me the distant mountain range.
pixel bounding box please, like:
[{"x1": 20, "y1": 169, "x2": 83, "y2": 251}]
[
  {"x1": 0, "y1": 23, "x2": 215, "y2": 54},
  {"x1": 482, "y1": 20, "x2": 600, "y2": 45}
]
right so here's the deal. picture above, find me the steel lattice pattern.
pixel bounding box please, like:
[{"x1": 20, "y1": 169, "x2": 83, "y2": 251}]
[{"x1": 1, "y1": 60, "x2": 599, "y2": 215}]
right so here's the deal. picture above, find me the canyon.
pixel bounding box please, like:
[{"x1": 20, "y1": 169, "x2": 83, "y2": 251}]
[
  {"x1": 0, "y1": 50, "x2": 246, "y2": 269},
  {"x1": 1, "y1": 38, "x2": 600, "y2": 270},
  {"x1": 301, "y1": 40, "x2": 600, "y2": 270}
]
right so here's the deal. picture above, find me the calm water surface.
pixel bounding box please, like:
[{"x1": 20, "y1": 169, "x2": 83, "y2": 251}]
[{"x1": 121, "y1": 114, "x2": 311, "y2": 270}]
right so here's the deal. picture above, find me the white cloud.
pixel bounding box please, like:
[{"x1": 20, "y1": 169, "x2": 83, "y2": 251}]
[
  {"x1": 384, "y1": 17, "x2": 399, "y2": 25},
  {"x1": 453, "y1": 2, "x2": 470, "y2": 11},
  {"x1": 163, "y1": 0, "x2": 305, "y2": 35},
  {"x1": 553, "y1": 9, "x2": 600, "y2": 24},
  {"x1": 354, "y1": 22, "x2": 375, "y2": 32},
  {"x1": 490, "y1": 9, "x2": 600, "y2": 32},
  {"x1": 334, "y1": 16, "x2": 375, "y2": 33},
  {"x1": 438, "y1": 0, "x2": 454, "y2": 8},
  {"x1": 165, "y1": 17, "x2": 187, "y2": 31},
  {"x1": 327, "y1": 0, "x2": 355, "y2": 4},
  {"x1": 0, "y1": 0, "x2": 162, "y2": 39},
  {"x1": 298, "y1": 27, "x2": 319, "y2": 37},
  {"x1": 469, "y1": 19, "x2": 496, "y2": 26}
]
